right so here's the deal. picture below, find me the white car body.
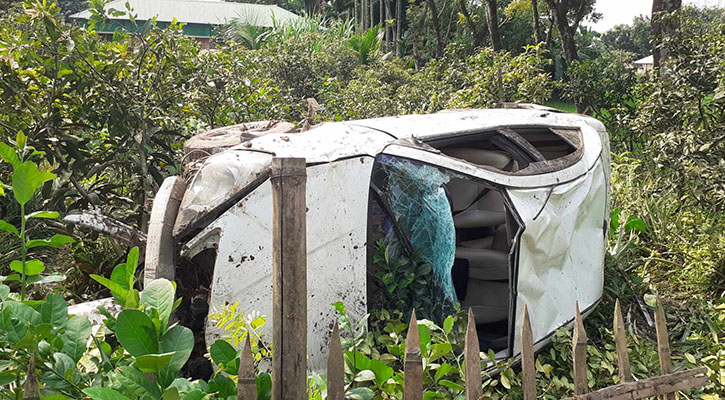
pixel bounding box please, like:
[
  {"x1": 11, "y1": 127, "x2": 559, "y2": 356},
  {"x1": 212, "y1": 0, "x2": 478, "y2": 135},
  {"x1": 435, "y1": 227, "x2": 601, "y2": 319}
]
[{"x1": 151, "y1": 105, "x2": 610, "y2": 370}]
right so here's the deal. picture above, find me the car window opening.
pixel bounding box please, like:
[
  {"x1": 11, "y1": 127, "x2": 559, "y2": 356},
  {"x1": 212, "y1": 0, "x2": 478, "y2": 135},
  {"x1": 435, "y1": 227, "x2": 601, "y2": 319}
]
[
  {"x1": 367, "y1": 155, "x2": 520, "y2": 356},
  {"x1": 427, "y1": 126, "x2": 581, "y2": 174}
]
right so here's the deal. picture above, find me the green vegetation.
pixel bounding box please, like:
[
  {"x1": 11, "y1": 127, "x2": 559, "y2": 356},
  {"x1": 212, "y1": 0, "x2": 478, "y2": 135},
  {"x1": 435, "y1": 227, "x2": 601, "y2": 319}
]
[{"x1": 0, "y1": 0, "x2": 723, "y2": 398}]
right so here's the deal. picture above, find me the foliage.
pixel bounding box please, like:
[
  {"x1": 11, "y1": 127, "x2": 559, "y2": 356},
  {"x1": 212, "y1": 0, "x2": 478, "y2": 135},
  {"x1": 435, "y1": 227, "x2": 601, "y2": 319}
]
[
  {"x1": 0, "y1": 133, "x2": 74, "y2": 299},
  {"x1": 600, "y1": 15, "x2": 652, "y2": 59},
  {"x1": 368, "y1": 241, "x2": 436, "y2": 322}
]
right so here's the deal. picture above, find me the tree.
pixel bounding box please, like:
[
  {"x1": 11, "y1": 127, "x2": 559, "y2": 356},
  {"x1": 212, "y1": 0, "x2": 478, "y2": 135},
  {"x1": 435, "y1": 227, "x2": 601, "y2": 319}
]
[
  {"x1": 531, "y1": 0, "x2": 542, "y2": 43},
  {"x1": 485, "y1": 0, "x2": 502, "y2": 51},
  {"x1": 544, "y1": 0, "x2": 595, "y2": 67},
  {"x1": 651, "y1": 0, "x2": 682, "y2": 71},
  {"x1": 601, "y1": 16, "x2": 652, "y2": 59}
]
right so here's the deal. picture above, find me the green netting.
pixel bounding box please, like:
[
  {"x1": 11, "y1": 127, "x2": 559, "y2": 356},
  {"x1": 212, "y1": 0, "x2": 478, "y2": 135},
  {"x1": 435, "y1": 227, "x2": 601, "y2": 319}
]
[{"x1": 375, "y1": 155, "x2": 458, "y2": 317}]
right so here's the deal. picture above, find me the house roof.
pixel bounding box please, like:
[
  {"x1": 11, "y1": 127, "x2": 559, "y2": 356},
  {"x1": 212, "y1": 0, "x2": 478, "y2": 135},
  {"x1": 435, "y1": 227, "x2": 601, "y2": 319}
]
[
  {"x1": 634, "y1": 55, "x2": 654, "y2": 65},
  {"x1": 70, "y1": 0, "x2": 301, "y2": 28}
]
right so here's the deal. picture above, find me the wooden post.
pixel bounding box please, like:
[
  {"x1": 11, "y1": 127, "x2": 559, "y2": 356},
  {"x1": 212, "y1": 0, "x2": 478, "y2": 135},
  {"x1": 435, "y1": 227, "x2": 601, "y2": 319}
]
[
  {"x1": 237, "y1": 335, "x2": 257, "y2": 400},
  {"x1": 465, "y1": 308, "x2": 482, "y2": 400},
  {"x1": 327, "y1": 323, "x2": 345, "y2": 400},
  {"x1": 654, "y1": 299, "x2": 674, "y2": 400},
  {"x1": 521, "y1": 305, "x2": 536, "y2": 400},
  {"x1": 573, "y1": 301, "x2": 589, "y2": 395},
  {"x1": 271, "y1": 157, "x2": 307, "y2": 400},
  {"x1": 613, "y1": 299, "x2": 632, "y2": 383},
  {"x1": 404, "y1": 310, "x2": 423, "y2": 400}
]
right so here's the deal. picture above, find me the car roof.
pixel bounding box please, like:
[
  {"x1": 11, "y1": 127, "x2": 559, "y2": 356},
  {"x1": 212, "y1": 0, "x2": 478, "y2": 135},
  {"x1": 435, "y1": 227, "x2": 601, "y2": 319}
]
[{"x1": 229, "y1": 106, "x2": 600, "y2": 164}]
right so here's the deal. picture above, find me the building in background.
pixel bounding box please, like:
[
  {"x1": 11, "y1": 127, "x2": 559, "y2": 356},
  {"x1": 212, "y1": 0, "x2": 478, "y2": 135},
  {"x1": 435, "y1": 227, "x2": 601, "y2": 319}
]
[
  {"x1": 70, "y1": 0, "x2": 301, "y2": 48},
  {"x1": 633, "y1": 55, "x2": 654, "y2": 73}
]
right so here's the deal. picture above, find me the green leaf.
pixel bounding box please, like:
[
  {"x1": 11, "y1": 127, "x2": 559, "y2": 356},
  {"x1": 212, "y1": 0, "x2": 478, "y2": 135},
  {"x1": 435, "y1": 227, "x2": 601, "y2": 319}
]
[
  {"x1": 41, "y1": 293, "x2": 68, "y2": 328},
  {"x1": 26, "y1": 234, "x2": 74, "y2": 249},
  {"x1": 83, "y1": 387, "x2": 133, "y2": 400},
  {"x1": 256, "y1": 372, "x2": 272, "y2": 399},
  {"x1": 0, "y1": 142, "x2": 19, "y2": 167},
  {"x1": 158, "y1": 325, "x2": 194, "y2": 387},
  {"x1": 61, "y1": 315, "x2": 91, "y2": 362},
  {"x1": 135, "y1": 352, "x2": 174, "y2": 374},
  {"x1": 25, "y1": 211, "x2": 60, "y2": 219},
  {"x1": 0, "y1": 220, "x2": 18, "y2": 236},
  {"x1": 10, "y1": 259, "x2": 45, "y2": 276},
  {"x1": 346, "y1": 387, "x2": 375, "y2": 400},
  {"x1": 90, "y1": 274, "x2": 129, "y2": 300},
  {"x1": 354, "y1": 369, "x2": 376, "y2": 382},
  {"x1": 125, "y1": 247, "x2": 140, "y2": 287},
  {"x1": 15, "y1": 132, "x2": 26, "y2": 150},
  {"x1": 434, "y1": 362, "x2": 454, "y2": 382},
  {"x1": 500, "y1": 373, "x2": 511, "y2": 389},
  {"x1": 625, "y1": 217, "x2": 646, "y2": 233},
  {"x1": 429, "y1": 343, "x2": 453, "y2": 363},
  {"x1": 12, "y1": 161, "x2": 56, "y2": 206},
  {"x1": 28, "y1": 273, "x2": 66, "y2": 285},
  {"x1": 209, "y1": 339, "x2": 237, "y2": 368},
  {"x1": 368, "y1": 359, "x2": 394, "y2": 387},
  {"x1": 443, "y1": 315, "x2": 453, "y2": 335},
  {"x1": 0, "y1": 284, "x2": 9, "y2": 301},
  {"x1": 141, "y1": 278, "x2": 175, "y2": 327},
  {"x1": 181, "y1": 391, "x2": 208, "y2": 400},
  {"x1": 5, "y1": 300, "x2": 41, "y2": 323},
  {"x1": 439, "y1": 379, "x2": 464, "y2": 391},
  {"x1": 116, "y1": 309, "x2": 158, "y2": 357}
]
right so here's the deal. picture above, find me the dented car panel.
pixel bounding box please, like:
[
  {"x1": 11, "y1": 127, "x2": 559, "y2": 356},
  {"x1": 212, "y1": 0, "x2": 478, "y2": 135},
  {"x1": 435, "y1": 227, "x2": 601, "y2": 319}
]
[{"x1": 149, "y1": 106, "x2": 611, "y2": 371}]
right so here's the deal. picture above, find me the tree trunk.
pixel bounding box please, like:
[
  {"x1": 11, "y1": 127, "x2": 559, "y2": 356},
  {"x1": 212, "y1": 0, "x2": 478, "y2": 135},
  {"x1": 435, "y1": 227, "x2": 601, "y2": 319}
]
[
  {"x1": 395, "y1": 0, "x2": 402, "y2": 56},
  {"x1": 485, "y1": 0, "x2": 502, "y2": 51},
  {"x1": 459, "y1": 0, "x2": 483, "y2": 48},
  {"x1": 531, "y1": 0, "x2": 542, "y2": 43},
  {"x1": 426, "y1": 0, "x2": 443, "y2": 57},
  {"x1": 651, "y1": 0, "x2": 682, "y2": 72}
]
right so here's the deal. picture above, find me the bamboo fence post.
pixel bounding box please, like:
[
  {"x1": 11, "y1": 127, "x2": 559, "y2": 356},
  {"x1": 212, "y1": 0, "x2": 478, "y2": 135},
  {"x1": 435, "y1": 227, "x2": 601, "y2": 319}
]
[
  {"x1": 465, "y1": 308, "x2": 482, "y2": 400},
  {"x1": 654, "y1": 298, "x2": 674, "y2": 400},
  {"x1": 404, "y1": 310, "x2": 423, "y2": 400},
  {"x1": 271, "y1": 157, "x2": 307, "y2": 400},
  {"x1": 327, "y1": 323, "x2": 345, "y2": 400},
  {"x1": 521, "y1": 305, "x2": 536, "y2": 400},
  {"x1": 613, "y1": 299, "x2": 632, "y2": 383},
  {"x1": 573, "y1": 301, "x2": 589, "y2": 395},
  {"x1": 237, "y1": 335, "x2": 257, "y2": 400}
]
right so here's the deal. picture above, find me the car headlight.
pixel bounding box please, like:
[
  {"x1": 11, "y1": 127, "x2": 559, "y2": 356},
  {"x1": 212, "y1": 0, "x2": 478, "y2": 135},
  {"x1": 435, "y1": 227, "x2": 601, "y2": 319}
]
[{"x1": 173, "y1": 150, "x2": 272, "y2": 237}]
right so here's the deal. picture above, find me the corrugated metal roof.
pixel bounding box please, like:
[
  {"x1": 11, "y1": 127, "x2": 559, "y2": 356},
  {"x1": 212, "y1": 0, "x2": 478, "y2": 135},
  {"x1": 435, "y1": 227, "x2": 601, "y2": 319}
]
[{"x1": 70, "y1": 0, "x2": 301, "y2": 27}]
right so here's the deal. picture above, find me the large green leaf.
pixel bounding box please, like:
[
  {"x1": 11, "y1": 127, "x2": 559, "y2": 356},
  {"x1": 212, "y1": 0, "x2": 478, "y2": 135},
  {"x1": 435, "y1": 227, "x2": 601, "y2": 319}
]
[
  {"x1": 209, "y1": 339, "x2": 237, "y2": 367},
  {"x1": 116, "y1": 309, "x2": 158, "y2": 357},
  {"x1": 5, "y1": 300, "x2": 41, "y2": 324},
  {"x1": 135, "y1": 352, "x2": 174, "y2": 375},
  {"x1": 0, "y1": 142, "x2": 19, "y2": 167},
  {"x1": 158, "y1": 325, "x2": 194, "y2": 387},
  {"x1": 117, "y1": 366, "x2": 162, "y2": 400},
  {"x1": 0, "y1": 284, "x2": 9, "y2": 301},
  {"x1": 90, "y1": 274, "x2": 129, "y2": 300},
  {"x1": 41, "y1": 293, "x2": 68, "y2": 329},
  {"x1": 141, "y1": 279, "x2": 174, "y2": 327},
  {"x1": 11, "y1": 161, "x2": 56, "y2": 206},
  {"x1": 26, "y1": 235, "x2": 74, "y2": 249},
  {"x1": 9, "y1": 259, "x2": 45, "y2": 276},
  {"x1": 0, "y1": 220, "x2": 18, "y2": 236},
  {"x1": 61, "y1": 315, "x2": 91, "y2": 362},
  {"x1": 124, "y1": 247, "x2": 140, "y2": 288},
  {"x1": 83, "y1": 387, "x2": 133, "y2": 400},
  {"x1": 25, "y1": 211, "x2": 59, "y2": 219}
]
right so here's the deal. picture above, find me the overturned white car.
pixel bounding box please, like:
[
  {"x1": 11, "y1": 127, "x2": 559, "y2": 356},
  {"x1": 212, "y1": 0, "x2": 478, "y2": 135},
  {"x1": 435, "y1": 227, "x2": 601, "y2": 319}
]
[{"x1": 144, "y1": 104, "x2": 610, "y2": 371}]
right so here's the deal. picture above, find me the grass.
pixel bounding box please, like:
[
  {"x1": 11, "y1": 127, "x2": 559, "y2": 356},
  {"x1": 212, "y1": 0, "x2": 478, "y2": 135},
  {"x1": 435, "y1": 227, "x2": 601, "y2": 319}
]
[{"x1": 545, "y1": 100, "x2": 576, "y2": 113}]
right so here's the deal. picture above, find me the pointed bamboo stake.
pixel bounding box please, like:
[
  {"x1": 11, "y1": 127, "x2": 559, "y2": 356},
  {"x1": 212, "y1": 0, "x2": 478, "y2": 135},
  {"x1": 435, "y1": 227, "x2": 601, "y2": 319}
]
[
  {"x1": 327, "y1": 323, "x2": 345, "y2": 400},
  {"x1": 23, "y1": 356, "x2": 40, "y2": 400},
  {"x1": 573, "y1": 301, "x2": 589, "y2": 395},
  {"x1": 654, "y1": 298, "x2": 675, "y2": 400},
  {"x1": 465, "y1": 308, "x2": 482, "y2": 400},
  {"x1": 404, "y1": 310, "x2": 423, "y2": 400},
  {"x1": 521, "y1": 305, "x2": 536, "y2": 400},
  {"x1": 613, "y1": 299, "x2": 632, "y2": 383},
  {"x1": 237, "y1": 335, "x2": 257, "y2": 400}
]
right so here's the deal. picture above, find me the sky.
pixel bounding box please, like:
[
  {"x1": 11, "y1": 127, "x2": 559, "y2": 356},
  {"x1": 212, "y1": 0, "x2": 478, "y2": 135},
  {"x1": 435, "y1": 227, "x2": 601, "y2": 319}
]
[{"x1": 586, "y1": 0, "x2": 725, "y2": 33}]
